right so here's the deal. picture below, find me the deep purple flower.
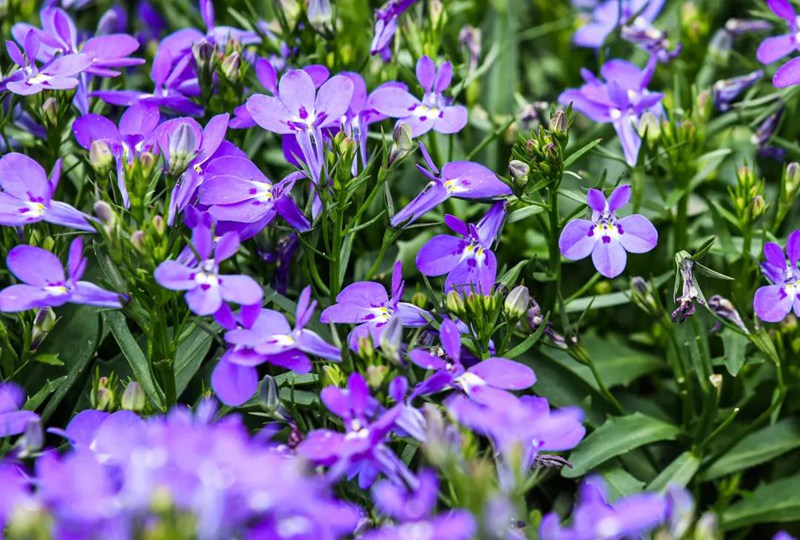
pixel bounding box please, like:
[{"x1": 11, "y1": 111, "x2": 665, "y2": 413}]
[
  {"x1": 559, "y1": 185, "x2": 657, "y2": 278},
  {"x1": 246, "y1": 69, "x2": 354, "y2": 184},
  {"x1": 0, "y1": 153, "x2": 95, "y2": 231},
  {"x1": 390, "y1": 143, "x2": 511, "y2": 227},
  {"x1": 298, "y1": 372, "x2": 415, "y2": 489},
  {"x1": 154, "y1": 221, "x2": 263, "y2": 316},
  {"x1": 371, "y1": 0, "x2": 419, "y2": 61},
  {"x1": 416, "y1": 201, "x2": 506, "y2": 294},
  {"x1": 559, "y1": 58, "x2": 663, "y2": 166},
  {"x1": 757, "y1": 0, "x2": 800, "y2": 87},
  {"x1": 712, "y1": 70, "x2": 764, "y2": 111},
  {"x1": 0, "y1": 383, "x2": 39, "y2": 438},
  {"x1": 212, "y1": 287, "x2": 341, "y2": 406},
  {"x1": 573, "y1": 0, "x2": 665, "y2": 48},
  {"x1": 370, "y1": 55, "x2": 467, "y2": 137},
  {"x1": 754, "y1": 230, "x2": 800, "y2": 322},
  {"x1": 0, "y1": 238, "x2": 123, "y2": 312},
  {"x1": 540, "y1": 476, "x2": 668, "y2": 540},
  {"x1": 409, "y1": 318, "x2": 535, "y2": 403},
  {"x1": 198, "y1": 157, "x2": 310, "y2": 231},
  {"x1": 1, "y1": 32, "x2": 90, "y2": 95}
]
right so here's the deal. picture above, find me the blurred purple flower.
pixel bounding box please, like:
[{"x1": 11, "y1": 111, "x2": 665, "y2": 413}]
[
  {"x1": 0, "y1": 383, "x2": 39, "y2": 438},
  {"x1": 621, "y1": 17, "x2": 681, "y2": 62},
  {"x1": 559, "y1": 58, "x2": 663, "y2": 166},
  {"x1": 754, "y1": 230, "x2": 800, "y2": 322},
  {"x1": 154, "y1": 220, "x2": 262, "y2": 316},
  {"x1": 573, "y1": 0, "x2": 665, "y2": 48},
  {"x1": 370, "y1": 55, "x2": 467, "y2": 137},
  {"x1": 559, "y1": 185, "x2": 658, "y2": 278},
  {"x1": 417, "y1": 201, "x2": 506, "y2": 294},
  {"x1": 757, "y1": 0, "x2": 800, "y2": 87},
  {"x1": 391, "y1": 143, "x2": 511, "y2": 227},
  {"x1": 0, "y1": 238, "x2": 123, "y2": 312},
  {"x1": 371, "y1": 0, "x2": 418, "y2": 60},
  {"x1": 712, "y1": 70, "x2": 764, "y2": 111}
]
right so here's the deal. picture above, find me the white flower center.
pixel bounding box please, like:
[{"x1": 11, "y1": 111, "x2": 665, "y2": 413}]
[{"x1": 43, "y1": 285, "x2": 69, "y2": 296}]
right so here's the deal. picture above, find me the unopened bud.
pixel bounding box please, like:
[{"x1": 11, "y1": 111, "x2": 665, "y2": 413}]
[
  {"x1": 549, "y1": 110, "x2": 568, "y2": 137},
  {"x1": 221, "y1": 51, "x2": 242, "y2": 81},
  {"x1": 259, "y1": 375, "x2": 293, "y2": 422},
  {"x1": 90, "y1": 140, "x2": 114, "y2": 173},
  {"x1": 379, "y1": 315, "x2": 404, "y2": 365},
  {"x1": 139, "y1": 151, "x2": 156, "y2": 174},
  {"x1": 192, "y1": 39, "x2": 214, "y2": 68},
  {"x1": 784, "y1": 162, "x2": 800, "y2": 195},
  {"x1": 307, "y1": 0, "x2": 332, "y2": 26},
  {"x1": 630, "y1": 276, "x2": 660, "y2": 316},
  {"x1": 93, "y1": 201, "x2": 116, "y2": 227},
  {"x1": 121, "y1": 381, "x2": 146, "y2": 412},
  {"x1": 321, "y1": 364, "x2": 344, "y2": 388},
  {"x1": 366, "y1": 365, "x2": 388, "y2": 388},
  {"x1": 96, "y1": 6, "x2": 121, "y2": 35},
  {"x1": 459, "y1": 26, "x2": 482, "y2": 71},
  {"x1": 168, "y1": 123, "x2": 197, "y2": 175},
  {"x1": 152, "y1": 215, "x2": 165, "y2": 236},
  {"x1": 130, "y1": 230, "x2": 146, "y2": 252},
  {"x1": 504, "y1": 285, "x2": 530, "y2": 319},
  {"x1": 388, "y1": 122, "x2": 413, "y2": 166},
  {"x1": 95, "y1": 377, "x2": 114, "y2": 411},
  {"x1": 638, "y1": 111, "x2": 661, "y2": 143},
  {"x1": 751, "y1": 195, "x2": 766, "y2": 218},
  {"x1": 508, "y1": 160, "x2": 529, "y2": 188},
  {"x1": 445, "y1": 290, "x2": 466, "y2": 317},
  {"x1": 411, "y1": 291, "x2": 428, "y2": 309},
  {"x1": 708, "y1": 295, "x2": 748, "y2": 334},
  {"x1": 429, "y1": 0, "x2": 444, "y2": 27},
  {"x1": 31, "y1": 307, "x2": 57, "y2": 350},
  {"x1": 42, "y1": 97, "x2": 58, "y2": 129},
  {"x1": 694, "y1": 513, "x2": 718, "y2": 540},
  {"x1": 17, "y1": 417, "x2": 43, "y2": 458}
]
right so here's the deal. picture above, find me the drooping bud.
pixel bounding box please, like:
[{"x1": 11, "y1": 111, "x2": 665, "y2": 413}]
[
  {"x1": 707, "y1": 295, "x2": 748, "y2": 334},
  {"x1": 459, "y1": 25, "x2": 482, "y2": 71},
  {"x1": 672, "y1": 258, "x2": 701, "y2": 323},
  {"x1": 712, "y1": 70, "x2": 763, "y2": 111},
  {"x1": 388, "y1": 122, "x2": 413, "y2": 166},
  {"x1": 504, "y1": 285, "x2": 530, "y2": 319},
  {"x1": 89, "y1": 140, "x2": 114, "y2": 174},
  {"x1": 724, "y1": 18, "x2": 772, "y2": 36},
  {"x1": 379, "y1": 315, "x2": 404, "y2": 365},
  {"x1": 167, "y1": 123, "x2": 197, "y2": 176},
  {"x1": 121, "y1": 381, "x2": 146, "y2": 412},
  {"x1": 508, "y1": 160, "x2": 530, "y2": 189}
]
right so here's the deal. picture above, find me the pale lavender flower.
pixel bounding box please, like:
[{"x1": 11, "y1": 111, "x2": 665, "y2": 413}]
[
  {"x1": 573, "y1": 0, "x2": 665, "y2": 48},
  {"x1": 371, "y1": 0, "x2": 419, "y2": 61},
  {"x1": 0, "y1": 383, "x2": 39, "y2": 438},
  {"x1": 753, "y1": 230, "x2": 800, "y2": 322}
]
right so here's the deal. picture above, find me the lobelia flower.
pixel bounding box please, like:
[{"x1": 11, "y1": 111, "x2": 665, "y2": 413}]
[
  {"x1": 416, "y1": 201, "x2": 507, "y2": 295},
  {"x1": 559, "y1": 185, "x2": 658, "y2": 278},
  {"x1": 0, "y1": 383, "x2": 39, "y2": 438},
  {"x1": 365, "y1": 469, "x2": 476, "y2": 540},
  {"x1": 371, "y1": 0, "x2": 419, "y2": 61},
  {"x1": 0, "y1": 238, "x2": 123, "y2": 312},
  {"x1": 0, "y1": 153, "x2": 96, "y2": 231},
  {"x1": 409, "y1": 318, "x2": 535, "y2": 404},
  {"x1": 198, "y1": 157, "x2": 310, "y2": 231},
  {"x1": 757, "y1": 0, "x2": 800, "y2": 87},
  {"x1": 539, "y1": 476, "x2": 669, "y2": 540},
  {"x1": 621, "y1": 16, "x2": 681, "y2": 62},
  {"x1": 390, "y1": 143, "x2": 511, "y2": 227},
  {"x1": 573, "y1": 0, "x2": 665, "y2": 48},
  {"x1": 154, "y1": 220, "x2": 263, "y2": 317},
  {"x1": 1, "y1": 32, "x2": 91, "y2": 96},
  {"x1": 246, "y1": 69, "x2": 355, "y2": 184},
  {"x1": 72, "y1": 103, "x2": 161, "y2": 207},
  {"x1": 341, "y1": 73, "x2": 398, "y2": 174},
  {"x1": 559, "y1": 58, "x2": 663, "y2": 166},
  {"x1": 753, "y1": 230, "x2": 800, "y2": 322},
  {"x1": 298, "y1": 372, "x2": 416, "y2": 489},
  {"x1": 320, "y1": 261, "x2": 430, "y2": 349},
  {"x1": 712, "y1": 70, "x2": 764, "y2": 111},
  {"x1": 752, "y1": 108, "x2": 785, "y2": 160},
  {"x1": 370, "y1": 55, "x2": 468, "y2": 138},
  {"x1": 212, "y1": 287, "x2": 341, "y2": 406}
]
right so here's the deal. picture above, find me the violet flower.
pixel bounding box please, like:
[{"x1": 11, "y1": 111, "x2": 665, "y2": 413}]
[
  {"x1": 246, "y1": 69, "x2": 354, "y2": 184},
  {"x1": 559, "y1": 58, "x2": 663, "y2": 166},
  {"x1": 621, "y1": 16, "x2": 681, "y2": 62},
  {"x1": 573, "y1": 0, "x2": 665, "y2": 48},
  {"x1": 0, "y1": 383, "x2": 39, "y2": 438},
  {"x1": 757, "y1": 0, "x2": 800, "y2": 87},
  {"x1": 540, "y1": 476, "x2": 668, "y2": 540},
  {"x1": 370, "y1": 55, "x2": 467, "y2": 137},
  {"x1": 712, "y1": 70, "x2": 764, "y2": 111},
  {"x1": 1, "y1": 32, "x2": 90, "y2": 96},
  {"x1": 559, "y1": 185, "x2": 658, "y2": 278},
  {"x1": 0, "y1": 238, "x2": 123, "y2": 312},
  {"x1": 154, "y1": 221, "x2": 263, "y2": 316},
  {"x1": 371, "y1": 0, "x2": 419, "y2": 61},
  {"x1": 0, "y1": 153, "x2": 96, "y2": 231},
  {"x1": 212, "y1": 287, "x2": 342, "y2": 406},
  {"x1": 409, "y1": 318, "x2": 535, "y2": 404},
  {"x1": 416, "y1": 201, "x2": 506, "y2": 294},
  {"x1": 320, "y1": 261, "x2": 430, "y2": 349},
  {"x1": 298, "y1": 372, "x2": 415, "y2": 489},
  {"x1": 753, "y1": 230, "x2": 800, "y2": 322},
  {"x1": 390, "y1": 143, "x2": 511, "y2": 227}
]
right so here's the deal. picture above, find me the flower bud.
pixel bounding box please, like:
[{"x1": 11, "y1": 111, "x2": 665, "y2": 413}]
[
  {"x1": 168, "y1": 123, "x2": 197, "y2": 175},
  {"x1": 259, "y1": 375, "x2": 293, "y2": 422},
  {"x1": 504, "y1": 285, "x2": 530, "y2": 319},
  {"x1": 784, "y1": 162, "x2": 800, "y2": 196},
  {"x1": 694, "y1": 513, "x2": 718, "y2": 540},
  {"x1": 139, "y1": 151, "x2": 156, "y2": 174},
  {"x1": 630, "y1": 277, "x2": 660, "y2": 316},
  {"x1": 751, "y1": 195, "x2": 766, "y2": 219},
  {"x1": 388, "y1": 122, "x2": 413, "y2": 166},
  {"x1": 445, "y1": 290, "x2": 466, "y2": 318},
  {"x1": 637, "y1": 111, "x2": 661, "y2": 143},
  {"x1": 31, "y1": 307, "x2": 57, "y2": 350},
  {"x1": 321, "y1": 364, "x2": 344, "y2": 388},
  {"x1": 96, "y1": 6, "x2": 122, "y2": 35},
  {"x1": 93, "y1": 201, "x2": 116, "y2": 227},
  {"x1": 95, "y1": 377, "x2": 114, "y2": 411},
  {"x1": 192, "y1": 39, "x2": 214, "y2": 69},
  {"x1": 152, "y1": 215, "x2": 166, "y2": 236},
  {"x1": 411, "y1": 291, "x2": 428, "y2": 309},
  {"x1": 307, "y1": 0, "x2": 332, "y2": 27},
  {"x1": 130, "y1": 230, "x2": 146, "y2": 252},
  {"x1": 708, "y1": 28, "x2": 732, "y2": 63},
  {"x1": 221, "y1": 51, "x2": 242, "y2": 82},
  {"x1": 41, "y1": 97, "x2": 58, "y2": 129},
  {"x1": 366, "y1": 365, "x2": 388, "y2": 388},
  {"x1": 508, "y1": 160, "x2": 529, "y2": 189},
  {"x1": 17, "y1": 417, "x2": 43, "y2": 458},
  {"x1": 549, "y1": 110, "x2": 568, "y2": 137},
  {"x1": 379, "y1": 315, "x2": 404, "y2": 365},
  {"x1": 459, "y1": 25, "x2": 482, "y2": 71},
  {"x1": 429, "y1": 0, "x2": 444, "y2": 27},
  {"x1": 89, "y1": 140, "x2": 114, "y2": 174},
  {"x1": 707, "y1": 295, "x2": 748, "y2": 334},
  {"x1": 121, "y1": 381, "x2": 146, "y2": 412}
]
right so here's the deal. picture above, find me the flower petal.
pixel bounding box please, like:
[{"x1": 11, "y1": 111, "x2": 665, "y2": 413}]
[
  {"x1": 559, "y1": 219, "x2": 597, "y2": 260},
  {"x1": 617, "y1": 214, "x2": 658, "y2": 253},
  {"x1": 7, "y1": 245, "x2": 65, "y2": 285},
  {"x1": 591, "y1": 238, "x2": 627, "y2": 278},
  {"x1": 211, "y1": 356, "x2": 258, "y2": 406},
  {"x1": 754, "y1": 284, "x2": 793, "y2": 322}
]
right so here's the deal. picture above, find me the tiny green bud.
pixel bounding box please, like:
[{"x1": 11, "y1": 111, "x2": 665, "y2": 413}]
[
  {"x1": 504, "y1": 285, "x2": 530, "y2": 319},
  {"x1": 784, "y1": 162, "x2": 800, "y2": 194},
  {"x1": 366, "y1": 365, "x2": 388, "y2": 388},
  {"x1": 130, "y1": 230, "x2": 146, "y2": 252},
  {"x1": 139, "y1": 151, "x2": 156, "y2": 174},
  {"x1": 152, "y1": 215, "x2": 166, "y2": 236},
  {"x1": 637, "y1": 111, "x2": 661, "y2": 143},
  {"x1": 751, "y1": 195, "x2": 766, "y2": 219},
  {"x1": 90, "y1": 139, "x2": 114, "y2": 174},
  {"x1": 95, "y1": 382, "x2": 114, "y2": 411},
  {"x1": 429, "y1": 0, "x2": 444, "y2": 27},
  {"x1": 411, "y1": 291, "x2": 428, "y2": 309},
  {"x1": 31, "y1": 307, "x2": 57, "y2": 350},
  {"x1": 321, "y1": 364, "x2": 344, "y2": 388},
  {"x1": 445, "y1": 290, "x2": 466, "y2": 317},
  {"x1": 388, "y1": 122, "x2": 414, "y2": 166},
  {"x1": 121, "y1": 382, "x2": 146, "y2": 412},
  {"x1": 93, "y1": 201, "x2": 116, "y2": 227},
  {"x1": 693, "y1": 513, "x2": 718, "y2": 540}
]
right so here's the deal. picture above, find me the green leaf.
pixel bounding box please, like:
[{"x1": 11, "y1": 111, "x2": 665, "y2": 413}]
[
  {"x1": 702, "y1": 419, "x2": 800, "y2": 480},
  {"x1": 563, "y1": 413, "x2": 681, "y2": 478},
  {"x1": 24, "y1": 376, "x2": 67, "y2": 411},
  {"x1": 508, "y1": 205, "x2": 545, "y2": 223},
  {"x1": 563, "y1": 138, "x2": 603, "y2": 168},
  {"x1": 598, "y1": 464, "x2": 645, "y2": 500},
  {"x1": 34, "y1": 353, "x2": 64, "y2": 366},
  {"x1": 498, "y1": 260, "x2": 529, "y2": 289},
  {"x1": 174, "y1": 325, "x2": 215, "y2": 396},
  {"x1": 504, "y1": 313, "x2": 549, "y2": 358},
  {"x1": 722, "y1": 474, "x2": 800, "y2": 529},
  {"x1": 103, "y1": 312, "x2": 165, "y2": 410},
  {"x1": 647, "y1": 451, "x2": 700, "y2": 492},
  {"x1": 721, "y1": 330, "x2": 749, "y2": 376}
]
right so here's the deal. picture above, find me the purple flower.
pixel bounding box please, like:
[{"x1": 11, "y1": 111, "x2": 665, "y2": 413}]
[
  {"x1": 154, "y1": 221, "x2": 263, "y2": 317},
  {"x1": 416, "y1": 201, "x2": 506, "y2": 294},
  {"x1": 390, "y1": 143, "x2": 511, "y2": 227},
  {"x1": 540, "y1": 476, "x2": 668, "y2": 540},
  {"x1": 573, "y1": 0, "x2": 665, "y2": 48},
  {"x1": 0, "y1": 153, "x2": 96, "y2": 231},
  {"x1": 246, "y1": 69, "x2": 354, "y2": 184},
  {"x1": 0, "y1": 238, "x2": 123, "y2": 312},
  {"x1": 198, "y1": 157, "x2": 310, "y2": 231},
  {"x1": 559, "y1": 185, "x2": 658, "y2": 278},
  {"x1": 409, "y1": 318, "x2": 535, "y2": 403},
  {"x1": 0, "y1": 383, "x2": 39, "y2": 438},
  {"x1": 1, "y1": 32, "x2": 90, "y2": 95},
  {"x1": 320, "y1": 261, "x2": 430, "y2": 349},
  {"x1": 212, "y1": 287, "x2": 341, "y2": 406},
  {"x1": 342, "y1": 73, "x2": 398, "y2": 174},
  {"x1": 298, "y1": 372, "x2": 414, "y2": 489},
  {"x1": 621, "y1": 17, "x2": 681, "y2": 62},
  {"x1": 757, "y1": 0, "x2": 800, "y2": 87},
  {"x1": 559, "y1": 58, "x2": 663, "y2": 166},
  {"x1": 371, "y1": 0, "x2": 418, "y2": 61},
  {"x1": 712, "y1": 70, "x2": 764, "y2": 111},
  {"x1": 753, "y1": 230, "x2": 800, "y2": 322},
  {"x1": 370, "y1": 55, "x2": 467, "y2": 137}
]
